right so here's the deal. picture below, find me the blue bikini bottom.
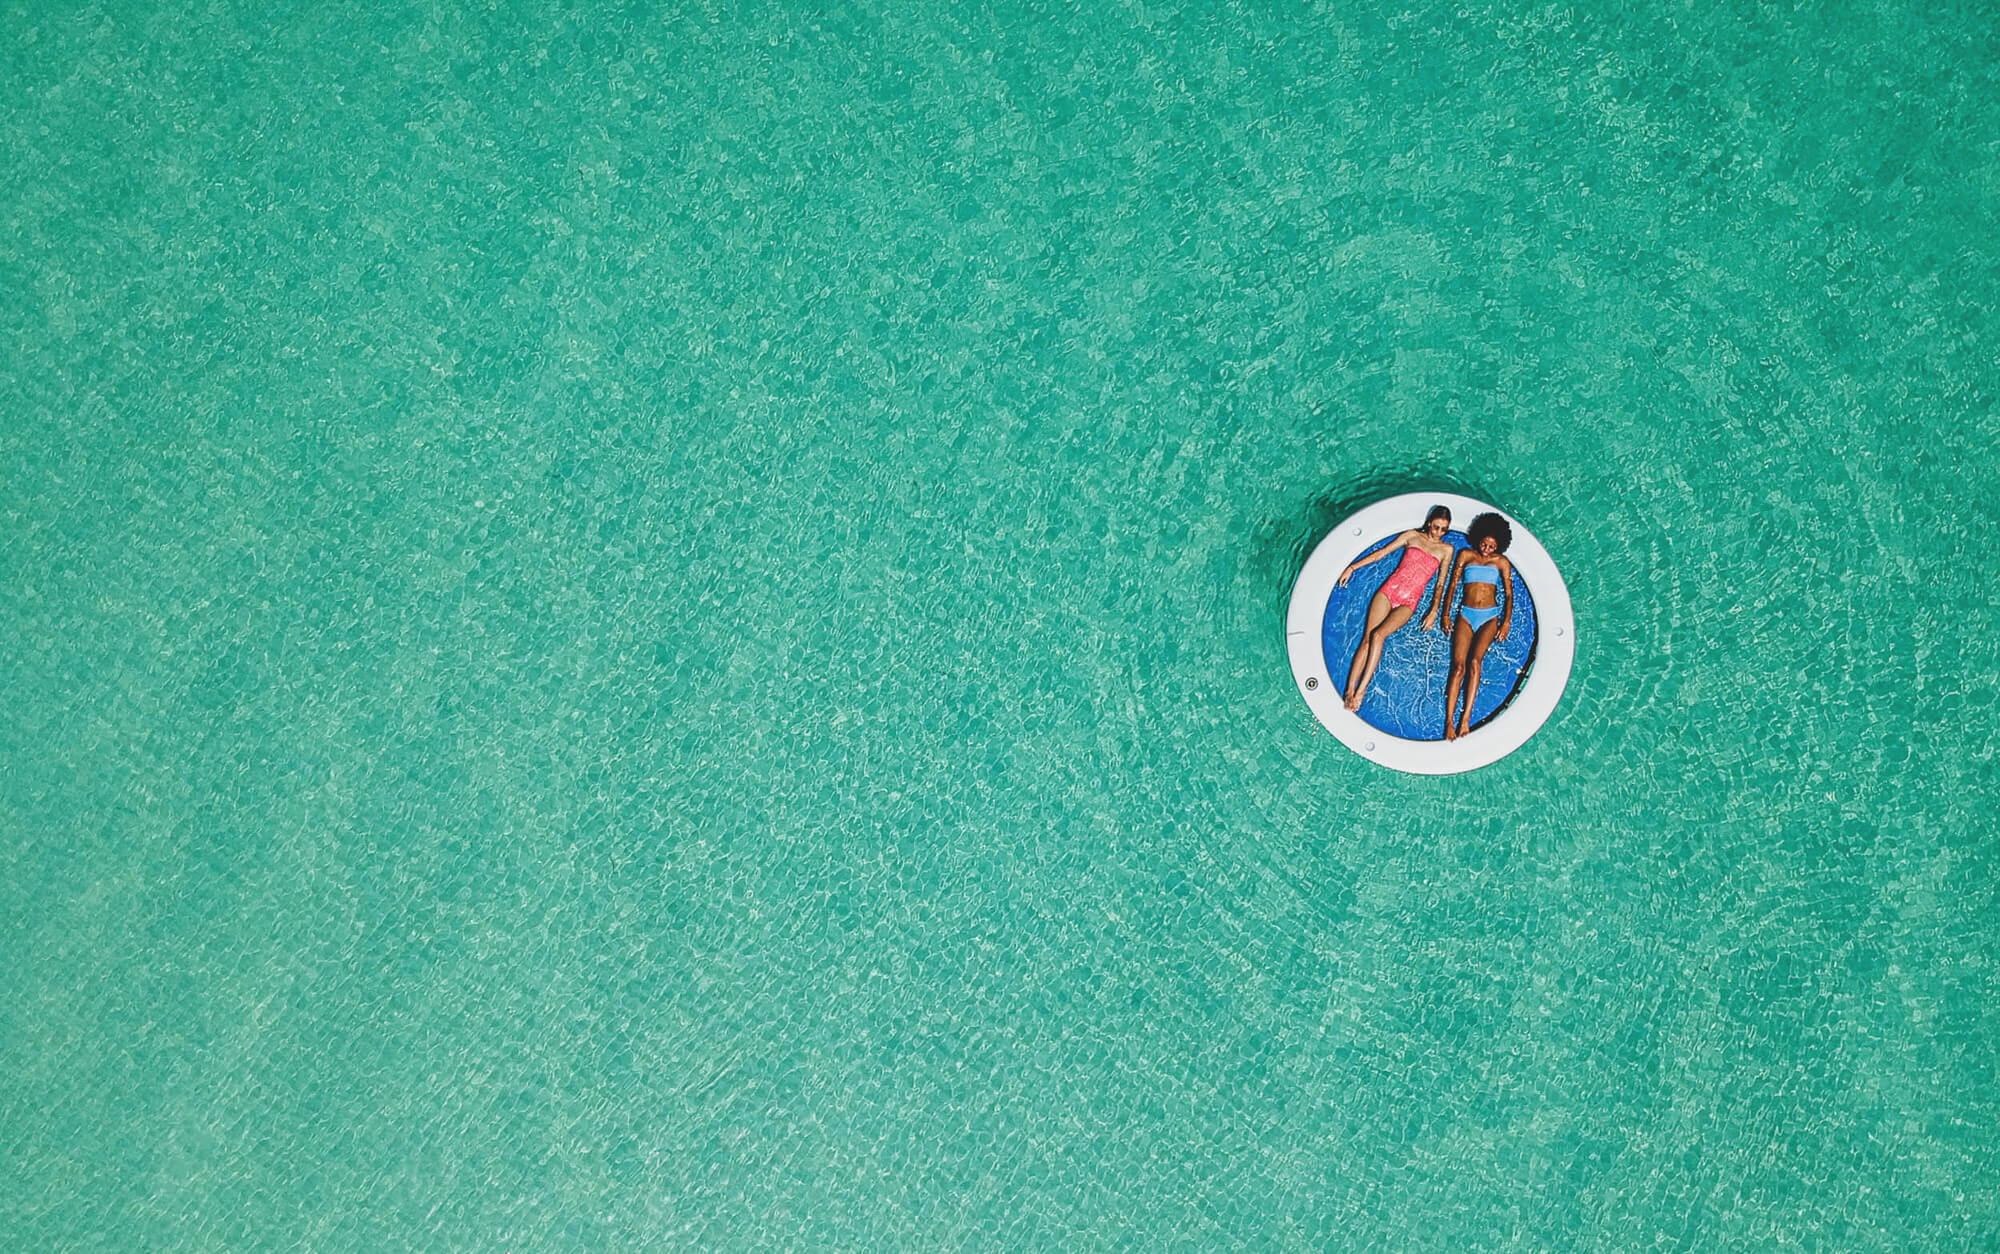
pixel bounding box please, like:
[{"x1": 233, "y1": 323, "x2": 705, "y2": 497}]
[{"x1": 1459, "y1": 603, "x2": 1503, "y2": 631}]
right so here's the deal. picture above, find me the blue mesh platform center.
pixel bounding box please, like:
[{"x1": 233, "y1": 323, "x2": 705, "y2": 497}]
[{"x1": 1319, "y1": 532, "x2": 1539, "y2": 740}]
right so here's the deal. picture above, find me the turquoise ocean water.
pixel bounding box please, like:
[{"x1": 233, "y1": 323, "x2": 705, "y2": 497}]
[{"x1": 5, "y1": 1, "x2": 1998, "y2": 1248}]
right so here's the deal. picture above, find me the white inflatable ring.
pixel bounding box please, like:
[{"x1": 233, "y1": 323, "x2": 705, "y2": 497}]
[{"x1": 1286, "y1": 492, "x2": 1575, "y2": 774}]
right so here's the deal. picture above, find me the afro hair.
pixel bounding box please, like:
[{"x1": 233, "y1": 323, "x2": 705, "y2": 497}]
[{"x1": 1466, "y1": 512, "x2": 1513, "y2": 553}]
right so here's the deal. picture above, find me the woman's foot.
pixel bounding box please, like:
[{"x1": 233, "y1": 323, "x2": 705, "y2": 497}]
[{"x1": 1344, "y1": 690, "x2": 1363, "y2": 710}]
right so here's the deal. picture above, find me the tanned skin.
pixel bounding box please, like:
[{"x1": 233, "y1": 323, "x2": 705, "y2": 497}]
[
  {"x1": 1336, "y1": 514, "x2": 1454, "y2": 710},
  {"x1": 1427, "y1": 533, "x2": 1518, "y2": 740}
]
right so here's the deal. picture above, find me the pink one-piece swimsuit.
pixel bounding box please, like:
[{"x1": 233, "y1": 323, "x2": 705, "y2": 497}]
[{"x1": 1378, "y1": 546, "x2": 1440, "y2": 608}]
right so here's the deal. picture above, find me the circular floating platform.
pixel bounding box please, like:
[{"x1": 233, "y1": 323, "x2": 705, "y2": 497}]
[{"x1": 1286, "y1": 492, "x2": 1575, "y2": 774}]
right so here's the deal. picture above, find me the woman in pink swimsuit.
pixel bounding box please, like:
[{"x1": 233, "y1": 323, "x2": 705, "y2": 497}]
[{"x1": 1336, "y1": 505, "x2": 1454, "y2": 710}]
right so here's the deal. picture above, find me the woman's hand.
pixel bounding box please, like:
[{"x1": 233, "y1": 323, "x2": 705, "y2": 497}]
[
  {"x1": 1420, "y1": 612, "x2": 1436, "y2": 630},
  {"x1": 1337, "y1": 566, "x2": 1354, "y2": 587}
]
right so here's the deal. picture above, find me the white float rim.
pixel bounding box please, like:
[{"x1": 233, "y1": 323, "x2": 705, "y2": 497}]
[{"x1": 1286, "y1": 492, "x2": 1575, "y2": 775}]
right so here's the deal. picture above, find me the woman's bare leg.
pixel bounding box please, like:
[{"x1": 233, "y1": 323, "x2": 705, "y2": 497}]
[
  {"x1": 1344, "y1": 593, "x2": 1395, "y2": 707},
  {"x1": 1351, "y1": 604, "x2": 1416, "y2": 708},
  {"x1": 1454, "y1": 619, "x2": 1503, "y2": 737},
  {"x1": 1443, "y1": 618, "x2": 1474, "y2": 740}
]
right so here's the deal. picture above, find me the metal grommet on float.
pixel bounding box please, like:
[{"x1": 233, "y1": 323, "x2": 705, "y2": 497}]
[{"x1": 1285, "y1": 492, "x2": 1575, "y2": 775}]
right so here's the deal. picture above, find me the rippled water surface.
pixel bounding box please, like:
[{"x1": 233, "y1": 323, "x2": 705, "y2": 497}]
[{"x1": 5, "y1": 1, "x2": 1998, "y2": 1249}]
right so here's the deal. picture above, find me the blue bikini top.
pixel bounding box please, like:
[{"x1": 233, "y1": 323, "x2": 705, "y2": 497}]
[{"x1": 1460, "y1": 563, "x2": 1501, "y2": 587}]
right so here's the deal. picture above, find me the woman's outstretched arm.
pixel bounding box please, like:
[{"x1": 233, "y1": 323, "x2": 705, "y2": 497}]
[
  {"x1": 1337, "y1": 532, "x2": 1412, "y2": 587},
  {"x1": 1498, "y1": 559, "x2": 1517, "y2": 641},
  {"x1": 1423, "y1": 549, "x2": 1459, "y2": 630}
]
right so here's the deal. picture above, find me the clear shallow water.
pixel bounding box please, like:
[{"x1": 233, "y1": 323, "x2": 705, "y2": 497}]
[
  {"x1": 4, "y1": 1, "x2": 1998, "y2": 1249},
  {"x1": 1320, "y1": 530, "x2": 1539, "y2": 739}
]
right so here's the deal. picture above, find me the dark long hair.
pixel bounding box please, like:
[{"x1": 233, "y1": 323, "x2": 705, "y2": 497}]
[{"x1": 1424, "y1": 505, "x2": 1452, "y2": 529}]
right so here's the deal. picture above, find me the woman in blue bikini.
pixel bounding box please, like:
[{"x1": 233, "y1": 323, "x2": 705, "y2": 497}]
[{"x1": 1422, "y1": 512, "x2": 1518, "y2": 741}]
